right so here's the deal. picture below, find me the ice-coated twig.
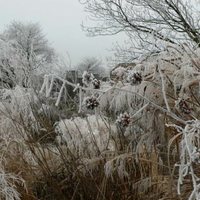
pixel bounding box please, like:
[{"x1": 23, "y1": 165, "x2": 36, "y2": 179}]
[
  {"x1": 73, "y1": 83, "x2": 80, "y2": 92},
  {"x1": 45, "y1": 75, "x2": 49, "y2": 97},
  {"x1": 157, "y1": 63, "x2": 171, "y2": 112},
  {"x1": 130, "y1": 103, "x2": 149, "y2": 119},
  {"x1": 39, "y1": 75, "x2": 48, "y2": 94},
  {"x1": 78, "y1": 88, "x2": 83, "y2": 113},
  {"x1": 47, "y1": 75, "x2": 54, "y2": 97},
  {"x1": 176, "y1": 120, "x2": 200, "y2": 199},
  {"x1": 41, "y1": 74, "x2": 104, "y2": 94},
  {"x1": 55, "y1": 82, "x2": 65, "y2": 106}
]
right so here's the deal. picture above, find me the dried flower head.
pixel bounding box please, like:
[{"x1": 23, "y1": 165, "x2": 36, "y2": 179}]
[
  {"x1": 82, "y1": 71, "x2": 94, "y2": 86},
  {"x1": 92, "y1": 78, "x2": 101, "y2": 89},
  {"x1": 127, "y1": 71, "x2": 142, "y2": 85},
  {"x1": 116, "y1": 112, "x2": 131, "y2": 127},
  {"x1": 85, "y1": 96, "x2": 99, "y2": 110}
]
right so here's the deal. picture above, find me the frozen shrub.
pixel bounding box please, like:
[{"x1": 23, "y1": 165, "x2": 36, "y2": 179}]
[
  {"x1": 0, "y1": 167, "x2": 25, "y2": 200},
  {"x1": 176, "y1": 120, "x2": 200, "y2": 199},
  {"x1": 111, "y1": 66, "x2": 126, "y2": 81},
  {"x1": 55, "y1": 115, "x2": 116, "y2": 156}
]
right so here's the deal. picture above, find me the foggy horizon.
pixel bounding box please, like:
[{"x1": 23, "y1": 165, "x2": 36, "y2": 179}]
[{"x1": 0, "y1": 0, "x2": 125, "y2": 66}]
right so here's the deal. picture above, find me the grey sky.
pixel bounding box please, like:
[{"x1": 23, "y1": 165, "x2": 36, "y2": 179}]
[{"x1": 0, "y1": 0, "x2": 125, "y2": 66}]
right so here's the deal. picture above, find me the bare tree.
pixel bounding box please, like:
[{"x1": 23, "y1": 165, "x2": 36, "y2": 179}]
[
  {"x1": 0, "y1": 21, "x2": 55, "y2": 87},
  {"x1": 80, "y1": 0, "x2": 200, "y2": 49},
  {"x1": 2, "y1": 21, "x2": 55, "y2": 71},
  {"x1": 77, "y1": 57, "x2": 105, "y2": 75}
]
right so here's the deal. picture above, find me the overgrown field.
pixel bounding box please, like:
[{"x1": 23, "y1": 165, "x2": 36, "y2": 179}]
[{"x1": 0, "y1": 44, "x2": 200, "y2": 200}]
